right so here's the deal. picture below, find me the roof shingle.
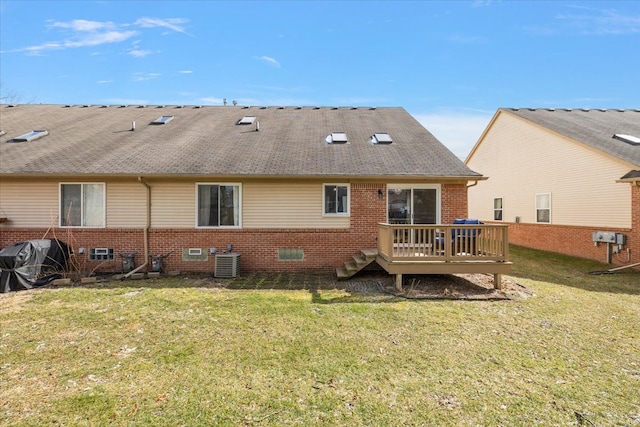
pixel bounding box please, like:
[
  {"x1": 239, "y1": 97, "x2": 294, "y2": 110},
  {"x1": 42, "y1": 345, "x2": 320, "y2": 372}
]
[
  {"x1": 504, "y1": 108, "x2": 640, "y2": 168},
  {"x1": 0, "y1": 105, "x2": 480, "y2": 178}
]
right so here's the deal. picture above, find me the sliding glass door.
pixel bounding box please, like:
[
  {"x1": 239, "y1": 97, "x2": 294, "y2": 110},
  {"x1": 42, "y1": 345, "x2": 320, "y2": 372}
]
[{"x1": 387, "y1": 186, "x2": 440, "y2": 225}]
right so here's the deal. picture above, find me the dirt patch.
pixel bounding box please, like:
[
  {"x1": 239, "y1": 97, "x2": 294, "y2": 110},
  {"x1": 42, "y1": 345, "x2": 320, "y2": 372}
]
[
  {"x1": 392, "y1": 273, "x2": 532, "y2": 300},
  {"x1": 340, "y1": 271, "x2": 532, "y2": 300}
]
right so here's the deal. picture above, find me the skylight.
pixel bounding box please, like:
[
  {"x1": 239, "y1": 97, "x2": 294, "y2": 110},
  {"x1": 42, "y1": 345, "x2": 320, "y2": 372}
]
[
  {"x1": 329, "y1": 132, "x2": 348, "y2": 144},
  {"x1": 152, "y1": 115, "x2": 174, "y2": 125},
  {"x1": 238, "y1": 116, "x2": 256, "y2": 125},
  {"x1": 372, "y1": 133, "x2": 393, "y2": 144},
  {"x1": 613, "y1": 134, "x2": 640, "y2": 146},
  {"x1": 12, "y1": 130, "x2": 48, "y2": 142}
]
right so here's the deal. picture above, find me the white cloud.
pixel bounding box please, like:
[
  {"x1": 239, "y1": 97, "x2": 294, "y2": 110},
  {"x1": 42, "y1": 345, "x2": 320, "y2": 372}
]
[
  {"x1": 412, "y1": 109, "x2": 494, "y2": 161},
  {"x1": 178, "y1": 70, "x2": 193, "y2": 74},
  {"x1": 127, "y1": 40, "x2": 153, "y2": 57},
  {"x1": 65, "y1": 30, "x2": 139, "y2": 48},
  {"x1": 5, "y1": 16, "x2": 189, "y2": 55},
  {"x1": 555, "y1": 9, "x2": 640, "y2": 35},
  {"x1": 50, "y1": 19, "x2": 117, "y2": 32},
  {"x1": 524, "y1": 6, "x2": 640, "y2": 36},
  {"x1": 134, "y1": 17, "x2": 190, "y2": 35},
  {"x1": 259, "y1": 56, "x2": 281, "y2": 68},
  {"x1": 132, "y1": 72, "x2": 161, "y2": 82},
  {"x1": 97, "y1": 80, "x2": 112, "y2": 84}
]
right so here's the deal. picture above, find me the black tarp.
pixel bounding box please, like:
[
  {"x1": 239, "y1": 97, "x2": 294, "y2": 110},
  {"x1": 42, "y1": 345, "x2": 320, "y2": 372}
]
[{"x1": 0, "y1": 239, "x2": 71, "y2": 293}]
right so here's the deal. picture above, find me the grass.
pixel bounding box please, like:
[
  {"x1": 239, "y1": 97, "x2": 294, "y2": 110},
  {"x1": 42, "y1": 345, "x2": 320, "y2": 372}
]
[{"x1": 1, "y1": 245, "x2": 639, "y2": 426}]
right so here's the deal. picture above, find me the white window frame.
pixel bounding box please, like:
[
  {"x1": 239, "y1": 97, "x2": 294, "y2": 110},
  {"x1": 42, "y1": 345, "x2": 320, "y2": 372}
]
[
  {"x1": 59, "y1": 183, "x2": 106, "y2": 228},
  {"x1": 493, "y1": 197, "x2": 503, "y2": 221},
  {"x1": 323, "y1": 183, "x2": 350, "y2": 216},
  {"x1": 195, "y1": 183, "x2": 242, "y2": 228},
  {"x1": 535, "y1": 193, "x2": 551, "y2": 224}
]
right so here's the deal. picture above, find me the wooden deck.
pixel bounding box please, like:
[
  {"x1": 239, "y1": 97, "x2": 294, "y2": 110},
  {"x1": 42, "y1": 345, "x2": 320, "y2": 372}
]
[{"x1": 376, "y1": 223, "x2": 512, "y2": 290}]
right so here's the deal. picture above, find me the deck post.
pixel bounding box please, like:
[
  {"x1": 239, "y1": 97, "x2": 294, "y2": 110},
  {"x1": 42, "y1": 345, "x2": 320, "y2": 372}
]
[
  {"x1": 395, "y1": 274, "x2": 403, "y2": 292},
  {"x1": 494, "y1": 273, "x2": 502, "y2": 290}
]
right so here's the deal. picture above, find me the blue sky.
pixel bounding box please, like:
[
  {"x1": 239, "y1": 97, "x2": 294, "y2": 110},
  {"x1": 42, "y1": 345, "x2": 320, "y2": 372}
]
[{"x1": 1, "y1": 1, "x2": 639, "y2": 159}]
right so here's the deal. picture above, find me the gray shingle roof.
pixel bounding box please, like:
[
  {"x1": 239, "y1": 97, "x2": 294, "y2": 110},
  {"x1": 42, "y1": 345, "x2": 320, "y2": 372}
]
[
  {"x1": 504, "y1": 108, "x2": 640, "y2": 168},
  {"x1": 0, "y1": 104, "x2": 480, "y2": 179}
]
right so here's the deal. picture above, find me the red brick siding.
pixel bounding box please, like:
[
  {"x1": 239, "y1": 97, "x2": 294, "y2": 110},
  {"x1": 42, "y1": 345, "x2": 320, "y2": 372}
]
[
  {"x1": 505, "y1": 185, "x2": 638, "y2": 268},
  {"x1": 630, "y1": 184, "x2": 640, "y2": 266},
  {"x1": 442, "y1": 184, "x2": 468, "y2": 223},
  {"x1": 0, "y1": 182, "x2": 470, "y2": 273}
]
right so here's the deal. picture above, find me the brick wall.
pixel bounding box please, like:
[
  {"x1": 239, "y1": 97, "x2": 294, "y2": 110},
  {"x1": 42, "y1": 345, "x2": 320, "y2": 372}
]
[
  {"x1": 506, "y1": 185, "x2": 638, "y2": 267},
  {"x1": 630, "y1": 184, "x2": 640, "y2": 266},
  {"x1": 0, "y1": 182, "x2": 469, "y2": 274},
  {"x1": 442, "y1": 183, "x2": 468, "y2": 223}
]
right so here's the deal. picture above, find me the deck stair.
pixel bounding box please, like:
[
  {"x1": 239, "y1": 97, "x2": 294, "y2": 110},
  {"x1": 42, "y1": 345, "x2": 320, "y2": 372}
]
[{"x1": 336, "y1": 248, "x2": 379, "y2": 279}]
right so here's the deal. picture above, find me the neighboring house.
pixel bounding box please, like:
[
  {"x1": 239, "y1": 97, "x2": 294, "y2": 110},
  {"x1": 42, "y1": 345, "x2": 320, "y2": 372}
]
[
  {"x1": 466, "y1": 108, "x2": 640, "y2": 267},
  {"x1": 0, "y1": 104, "x2": 489, "y2": 278}
]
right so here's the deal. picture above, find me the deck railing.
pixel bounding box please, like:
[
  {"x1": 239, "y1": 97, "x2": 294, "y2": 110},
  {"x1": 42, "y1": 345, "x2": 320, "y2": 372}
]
[{"x1": 378, "y1": 223, "x2": 509, "y2": 263}]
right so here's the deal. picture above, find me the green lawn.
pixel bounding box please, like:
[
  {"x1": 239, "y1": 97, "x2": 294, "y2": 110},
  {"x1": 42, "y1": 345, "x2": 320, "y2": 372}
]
[{"x1": 1, "y1": 246, "x2": 638, "y2": 426}]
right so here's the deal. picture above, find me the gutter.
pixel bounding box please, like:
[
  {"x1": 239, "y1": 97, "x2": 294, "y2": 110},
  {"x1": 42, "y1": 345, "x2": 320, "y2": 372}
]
[{"x1": 123, "y1": 177, "x2": 151, "y2": 279}]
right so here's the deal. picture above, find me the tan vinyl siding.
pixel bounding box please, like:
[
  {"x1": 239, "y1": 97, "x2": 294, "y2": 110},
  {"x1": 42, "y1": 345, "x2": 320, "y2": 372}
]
[
  {"x1": 151, "y1": 182, "x2": 195, "y2": 228},
  {"x1": 243, "y1": 181, "x2": 349, "y2": 229},
  {"x1": 0, "y1": 179, "x2": 59, "y2": 227},
  {"x1": 467, "y1": 112, "x2": 632, "y2": 228},
  {"x1": 106, "y1": 182, "x2": 147, "y2": 228},
  {"x1": 1, "y1": 179, "x2": 350, "y2": 230}
]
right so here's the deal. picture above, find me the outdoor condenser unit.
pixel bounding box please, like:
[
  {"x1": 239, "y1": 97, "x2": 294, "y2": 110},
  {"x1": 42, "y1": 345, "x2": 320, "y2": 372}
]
[{"x1": 214, "y1": 253, "x2": 240, "y2": 278}]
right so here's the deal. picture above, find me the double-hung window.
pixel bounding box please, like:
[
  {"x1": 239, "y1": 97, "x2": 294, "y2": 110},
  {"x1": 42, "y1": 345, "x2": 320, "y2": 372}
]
[
  {"x1": 536, "y1": 193, "x2": 551, "y2": 223},
  {"x1": 493, "y1": 197, "x2": 503, "y2": 221},
  {"x1": 197, "y1": 184, "x2": 241, "y2": 227},
  {"x1": 323, "y1": 184, "x2": 349, "y2": 215},
  {"x1": 60, "y1": 183, "x2": 105, "y2": 227}
]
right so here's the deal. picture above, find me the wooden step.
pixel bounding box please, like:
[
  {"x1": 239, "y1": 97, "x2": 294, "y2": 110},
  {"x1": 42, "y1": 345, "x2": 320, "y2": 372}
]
[
  {"x1": 345, "y1": 261, "x2": 359, "y2": 272},
  {"x1": 336, "y1": 248, "x2": 381, "y2": 280},
  {"x1": 336, "y1": 267, "x2": 350, "y2": 279},
  {"x1": 352, "y1": 254, "x2": 369, "y2": 266},
  {"x1": 360, "y1": 248, "x2": 378, "y2": 259}
]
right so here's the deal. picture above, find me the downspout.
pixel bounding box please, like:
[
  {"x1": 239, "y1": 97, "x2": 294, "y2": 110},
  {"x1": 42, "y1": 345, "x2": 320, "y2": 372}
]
[
  {"x1": 123, "y1": 177, "x2": 151, "y2": 279},
  {"x1": 466, "y1": 180, "x2": 479, "y2": 188}
]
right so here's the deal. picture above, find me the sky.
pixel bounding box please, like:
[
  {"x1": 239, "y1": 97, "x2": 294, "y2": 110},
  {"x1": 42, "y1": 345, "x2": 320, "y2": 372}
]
[{"x1": 1, "y1": 1, "x2": 639, "y2": 160}]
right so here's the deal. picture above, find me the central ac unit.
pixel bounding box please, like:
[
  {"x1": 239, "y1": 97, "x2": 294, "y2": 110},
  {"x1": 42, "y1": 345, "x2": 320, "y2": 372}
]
[{"x1": 214, "y1": 253, "x2": 240, "y2": 278}]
